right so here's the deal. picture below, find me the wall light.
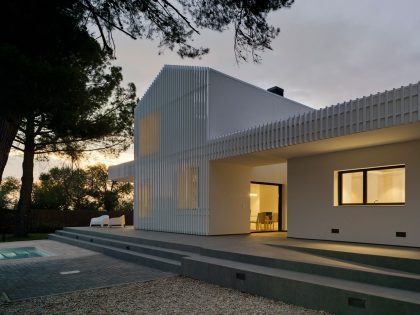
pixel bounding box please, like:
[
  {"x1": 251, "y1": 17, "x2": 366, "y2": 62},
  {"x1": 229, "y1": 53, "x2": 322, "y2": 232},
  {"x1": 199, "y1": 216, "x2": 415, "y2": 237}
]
[{"x1": 249, "y1": 193, "x2": 258, "y2": 197}]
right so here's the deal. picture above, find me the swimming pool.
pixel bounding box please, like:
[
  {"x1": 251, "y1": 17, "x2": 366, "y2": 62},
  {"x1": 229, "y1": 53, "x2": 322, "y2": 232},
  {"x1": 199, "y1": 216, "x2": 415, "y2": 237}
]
[{"x1": 0, "y1": 247, "x2": 50, "y2": 260}]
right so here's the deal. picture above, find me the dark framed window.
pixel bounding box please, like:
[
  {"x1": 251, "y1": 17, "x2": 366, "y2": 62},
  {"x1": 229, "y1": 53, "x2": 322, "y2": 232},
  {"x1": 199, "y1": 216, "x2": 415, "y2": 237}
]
[{"x1": 338, "y1": 165, "x2": 405, "y2": 205}]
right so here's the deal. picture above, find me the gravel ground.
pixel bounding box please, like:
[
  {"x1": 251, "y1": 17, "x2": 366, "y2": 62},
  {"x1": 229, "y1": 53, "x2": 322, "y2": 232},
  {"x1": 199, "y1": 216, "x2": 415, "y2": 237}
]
[{"x1": 0, "y1": 276, "x2": 330, "y2": 315}]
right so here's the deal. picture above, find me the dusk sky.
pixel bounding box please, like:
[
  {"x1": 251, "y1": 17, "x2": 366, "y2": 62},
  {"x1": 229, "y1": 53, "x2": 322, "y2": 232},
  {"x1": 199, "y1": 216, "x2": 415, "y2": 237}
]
[{"x1": 4, "y1": 0, "x2": 420, "y2": 179}]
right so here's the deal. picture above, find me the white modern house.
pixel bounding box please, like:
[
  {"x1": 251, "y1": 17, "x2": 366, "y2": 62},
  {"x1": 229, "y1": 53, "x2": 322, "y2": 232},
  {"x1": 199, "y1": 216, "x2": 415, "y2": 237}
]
[{"x1": 109, "y1": 65, "x2": 420, "y2": 247}]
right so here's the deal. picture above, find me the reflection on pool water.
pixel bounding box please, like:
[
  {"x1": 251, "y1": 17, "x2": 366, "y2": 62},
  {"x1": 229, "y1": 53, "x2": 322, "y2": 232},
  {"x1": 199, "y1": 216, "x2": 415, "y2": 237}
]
[{"x1": 0, "y1": 247, "x2": 50, "y2": 260}]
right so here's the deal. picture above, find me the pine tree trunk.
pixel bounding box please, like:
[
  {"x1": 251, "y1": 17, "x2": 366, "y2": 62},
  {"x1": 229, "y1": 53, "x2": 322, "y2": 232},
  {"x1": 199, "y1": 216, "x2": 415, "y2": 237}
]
[
  {"x1": 15, "y1": 116, "x2": 35, "y2": 237},
  {"x1": 0, "y1": 115, "x2": 19, "y2": 184}
]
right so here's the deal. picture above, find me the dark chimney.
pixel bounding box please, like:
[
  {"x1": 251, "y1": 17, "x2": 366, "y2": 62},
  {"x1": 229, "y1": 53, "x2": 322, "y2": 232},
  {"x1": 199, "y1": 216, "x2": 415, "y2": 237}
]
[{"x1": 267, "y1": 86, "x2": 284, "y2": 97}]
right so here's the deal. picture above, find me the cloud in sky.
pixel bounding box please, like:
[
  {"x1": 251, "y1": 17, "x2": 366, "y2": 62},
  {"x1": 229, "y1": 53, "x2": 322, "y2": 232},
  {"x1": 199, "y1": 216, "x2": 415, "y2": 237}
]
[{"x1": 4, "y1": 0, "x2": 420, "y2": 178}]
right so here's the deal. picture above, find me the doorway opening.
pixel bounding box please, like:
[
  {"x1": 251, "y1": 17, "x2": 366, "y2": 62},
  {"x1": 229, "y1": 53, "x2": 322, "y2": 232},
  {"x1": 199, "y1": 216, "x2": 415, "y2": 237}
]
[{"x1": 250, "y1": 182, "x2": 282, "y2": 232}]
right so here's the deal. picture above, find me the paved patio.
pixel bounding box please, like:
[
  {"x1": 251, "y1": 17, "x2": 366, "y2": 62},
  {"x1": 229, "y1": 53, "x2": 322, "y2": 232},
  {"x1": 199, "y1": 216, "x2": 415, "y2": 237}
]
[
  {"x1": 50, "y1": 226, "x2": 420, "y2": 310},
  {"x1": 8, "y1": 226, "x2": 416, "y2": 314},
  {"x1": 68, "y1": 226, "x2": 420, "y2": 269},
  {"x1": 0, "y1": 240, "x2": 174, "y2": 301}
]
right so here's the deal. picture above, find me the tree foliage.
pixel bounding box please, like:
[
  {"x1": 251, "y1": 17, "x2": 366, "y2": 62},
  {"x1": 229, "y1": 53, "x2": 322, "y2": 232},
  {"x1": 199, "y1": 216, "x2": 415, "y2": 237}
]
[
  {"x1": 0, "y1": 0, "x2": 296, "y2": 181},
  {"x1": 32, "y1": 164, "x2": 133, "y2": 211},
  {"x1": 2, "y1": 0, "x2": 136, "y2": 235},
  {"x1": 8, "y1": 1, "x2": 136, "y2": 159},
  {"x1": 70, "y1": 0, "x2": 295, "y2": 62},
  {"x1": 32, "y1": 168, "x2": 87, "y2": 210},
  {"x1": 1, "y1": 0, "x2": 295, "y2": 235},
  {"x1": 0, "y1": 177, "x2": 21, "y2": 209}
]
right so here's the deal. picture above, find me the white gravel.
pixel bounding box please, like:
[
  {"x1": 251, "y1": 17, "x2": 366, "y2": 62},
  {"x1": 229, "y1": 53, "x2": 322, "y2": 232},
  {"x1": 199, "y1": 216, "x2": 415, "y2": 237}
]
[{"x1": 0, "y1": 276, "x2": 330, "y2": 315}]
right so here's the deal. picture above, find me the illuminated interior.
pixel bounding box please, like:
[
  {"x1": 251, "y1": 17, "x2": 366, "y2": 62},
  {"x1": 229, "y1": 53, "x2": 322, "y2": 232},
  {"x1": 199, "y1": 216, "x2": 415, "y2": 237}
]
[
  {"x1": 367, "y1": 168, "x2": 405, "y2": 203},
  {"x1": 342, "y1": 172, "x2": 363, "y2": 204},
  {"x1": 339, "y1": 166, "x2": 405, "y2": 205},
  {"x1": 178, "y1": 167, "x2": 198, "y2": 209},
  {"x1": 139, "y1": 112, "x2": 161, "y2": 156},
  {"x1": 139, "y1": 181, "x2": 150, "y2": 218},
  {"x1": 250, "y1": 183, "x2": 279, "y2": 232}
]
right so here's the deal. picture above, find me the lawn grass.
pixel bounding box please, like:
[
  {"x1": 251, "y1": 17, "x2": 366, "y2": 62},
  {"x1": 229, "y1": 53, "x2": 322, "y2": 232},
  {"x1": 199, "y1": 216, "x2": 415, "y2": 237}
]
[{"x1": 1, "y1": 233, "x2": 49, "y2": 243}]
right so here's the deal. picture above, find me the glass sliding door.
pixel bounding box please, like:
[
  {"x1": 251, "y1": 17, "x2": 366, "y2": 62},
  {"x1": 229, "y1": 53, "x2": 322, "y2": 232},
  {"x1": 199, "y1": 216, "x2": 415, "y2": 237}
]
[{"x1": 250, "y1": 182, "x2": 281, "y2": 232}]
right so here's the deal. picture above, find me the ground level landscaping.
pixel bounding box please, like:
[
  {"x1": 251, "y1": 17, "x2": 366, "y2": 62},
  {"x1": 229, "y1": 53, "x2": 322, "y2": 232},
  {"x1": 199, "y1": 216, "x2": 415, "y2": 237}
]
[{"x1": 1, "y1": 276, "x2": 328, "y2": 315}]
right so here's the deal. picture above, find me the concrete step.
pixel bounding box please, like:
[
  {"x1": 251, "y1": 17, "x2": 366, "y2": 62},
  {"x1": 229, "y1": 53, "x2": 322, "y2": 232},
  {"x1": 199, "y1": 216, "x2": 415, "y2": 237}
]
[
  {"x1": 268, "y1": 244, "x2": 420, "y2": 275},
  {"x1": 51, "y1": 229, "x2": 420, "y2": 314},
  {"x1": 48, "y1": 233, "x2": 181, "y2": 273},
  {"x1": 59, "y1": 229, "x2": 420, "y2": 292},
  {"x1": 191, "y1": 247, "x2": 420, "y2": 292},
  {"x1": 55, "y1": 230, "x2": 190, "y2": 261},
  {"x1": 63, "y1": 227, "x2": 201, "y2": 253},
  {"x1": 182, "y1": 255, "x2": 420, "y2": 315}
]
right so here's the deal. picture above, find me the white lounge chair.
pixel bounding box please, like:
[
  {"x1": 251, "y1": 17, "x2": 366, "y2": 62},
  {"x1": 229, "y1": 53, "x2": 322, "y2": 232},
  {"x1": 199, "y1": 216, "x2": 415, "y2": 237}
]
[
  {"x1": 89, "y1": 215, "x2": 110, "y2": 227},
  {"x1": 109, "y1": 215, "x2": 125, "y2": 228}
]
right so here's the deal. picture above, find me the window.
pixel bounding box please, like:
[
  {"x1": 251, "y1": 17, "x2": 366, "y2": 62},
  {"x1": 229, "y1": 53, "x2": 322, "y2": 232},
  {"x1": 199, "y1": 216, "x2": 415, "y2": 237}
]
[
  {"x1": 178, "y1": 167, "x2": 198, "y2": 209},
  {"x1": 139, "y1": 112, "x2": 160, "y2": 156},
  {"x1": 338, "y1": 165, "x2": 405, "y2": 205},
  {"x1": 367, "y1": 168, "x2": 405, "y2": 204},
  {"x1": 139, "y1": 181, "x2": 150, "y2": 217},
  {"x1": 341, "y1": 171, "x2": 363, "y2": 204}
]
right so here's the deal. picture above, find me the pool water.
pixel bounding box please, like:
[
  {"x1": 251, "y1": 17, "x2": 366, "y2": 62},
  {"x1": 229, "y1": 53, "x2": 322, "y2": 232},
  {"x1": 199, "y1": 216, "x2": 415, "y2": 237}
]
[{"x1": 0, "y1": 247, "x2": 50, "y2": 260}]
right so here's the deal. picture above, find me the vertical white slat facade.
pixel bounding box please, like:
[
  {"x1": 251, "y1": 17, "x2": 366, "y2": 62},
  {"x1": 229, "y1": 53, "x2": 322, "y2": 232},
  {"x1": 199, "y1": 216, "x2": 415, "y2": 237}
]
[
  {"x1": 134, "y1": 65, "x2": 210, "y2": 235},
  {"x1": 208, "y1": 82, "x2": 420, "y2": 160}
]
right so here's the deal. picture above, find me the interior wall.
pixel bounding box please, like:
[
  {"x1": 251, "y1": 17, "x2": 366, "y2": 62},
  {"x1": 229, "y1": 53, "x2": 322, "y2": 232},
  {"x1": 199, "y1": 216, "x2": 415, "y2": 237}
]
[
  {"x1": 250, "y1": 184, "x2": 279, "y2": 219},
  {"x1": 250, "y1": 184, "x2": 261, "y2": 222},
  {"x1": 259, "y1": 185, "x2": 278, "y2": 211},
  {"x1": 288, "y1": 140, "x2": 420, "y2": 247}
]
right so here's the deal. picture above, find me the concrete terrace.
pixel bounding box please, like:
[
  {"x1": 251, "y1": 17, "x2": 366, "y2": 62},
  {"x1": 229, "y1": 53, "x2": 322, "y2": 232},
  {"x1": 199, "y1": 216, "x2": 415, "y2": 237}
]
[
  {"x1": 63, "y1": 226, "x2": 420, "y2": 262},
  {"x1": 50, "y1": 226, "x2": 420, "y2": 314}
]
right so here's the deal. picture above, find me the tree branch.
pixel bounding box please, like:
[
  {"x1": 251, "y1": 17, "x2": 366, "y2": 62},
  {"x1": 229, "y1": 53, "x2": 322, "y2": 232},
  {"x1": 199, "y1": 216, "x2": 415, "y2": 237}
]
[
  {"x1": 81, "y1": 0, "x2": 137, "y2": 41},
  {"x1": 160, "y1": 0, "x2": 200, "y2": 34},
  {"x1": 35, "y1": 139, "x2": 127, "y2": 155},
  {"x1": 82, "y1": 0, "x2": 113, "y2": 52}
]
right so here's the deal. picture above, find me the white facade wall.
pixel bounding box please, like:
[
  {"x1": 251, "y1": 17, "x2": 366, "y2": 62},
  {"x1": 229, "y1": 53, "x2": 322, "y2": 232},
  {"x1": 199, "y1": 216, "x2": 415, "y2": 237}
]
[
  {"x1": 209, "y1": 161, "x2": 252, "y2": 235},
  {"x1": 288, "y1": 140, "x2": 420, "y2": 247},
  {"x1": 208, "y1": 69, "x2": 311, "y2": 139}
]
